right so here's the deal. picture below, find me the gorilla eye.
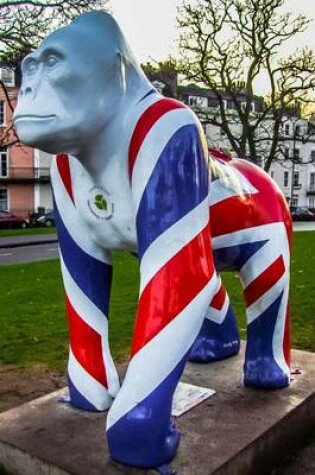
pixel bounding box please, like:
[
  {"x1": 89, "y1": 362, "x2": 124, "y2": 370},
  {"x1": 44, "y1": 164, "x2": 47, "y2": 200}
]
[
  {"x1": 24, "y1": 60, "x2": 38, "y2": 75},
  {"x1": 46, "y1": 55, "x2": 59, "y2": 69}
]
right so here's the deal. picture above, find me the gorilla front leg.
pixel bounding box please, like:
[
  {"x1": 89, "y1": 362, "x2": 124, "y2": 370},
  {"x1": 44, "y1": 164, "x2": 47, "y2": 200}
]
[
  {"x1": 52, "y1": 155, "x2": 120, "y2": 410},
  {"x1": 189, "y1": 274, "x2": 240, "y2": 362},
  {"x1": 107, "y1": 242, "x2": 216, "y2": 467},
  {"x1": 107, "y1": 98, "x2": 216, "y2": 467}
]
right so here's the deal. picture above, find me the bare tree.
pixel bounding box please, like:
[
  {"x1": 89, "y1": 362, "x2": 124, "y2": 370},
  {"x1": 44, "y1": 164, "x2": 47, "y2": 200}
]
[
  {"x1": 0, "y1": 0, "x2": 109, "y2": 147},
  {"x1": 0, "y1": 1, "x2": 109, "y2": 63},
  {"x1": 177, "y1": 0, "x2": 315, "y2": 171}
]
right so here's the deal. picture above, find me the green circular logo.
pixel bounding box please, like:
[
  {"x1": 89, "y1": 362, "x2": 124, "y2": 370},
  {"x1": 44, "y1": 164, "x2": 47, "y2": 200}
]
[
  {"x1": 87, "y1": 187, "x2": 114, "y2": 220},
  {"x1": 94, "y1": 194, "x2": 107, "y2": 211}
]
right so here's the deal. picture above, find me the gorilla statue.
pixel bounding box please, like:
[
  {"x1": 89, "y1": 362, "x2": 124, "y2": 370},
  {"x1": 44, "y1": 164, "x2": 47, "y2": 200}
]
[{"x1": 14, "y1": 11, "x2": 292, "y2": 470}]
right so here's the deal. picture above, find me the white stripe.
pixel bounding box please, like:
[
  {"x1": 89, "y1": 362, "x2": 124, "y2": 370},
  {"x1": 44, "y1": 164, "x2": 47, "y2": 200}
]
[
  {"x1": 139, "y1": 197, "x2": 210, "y2": 292},
  {"x1": 51, "y1": 158, "x2": 111, "y2": 265},
  {"x1": 107, "y1": 274, "x2": 217, "y2": 429},
  {"x1": 209, "y1": 165, "x2": 258, "y2": 207},
  {"x1": 246, "y1": 273, "x2": 289, "y2": 324},
  {"x1": 68, "y1": 348, "x2": 113, "y2": 411},
  {"x1": 212, "y1": 222, "x2": 286, "y2": 250},
  {"x1": 131, "y1": 107, "x2": 200, "y2": 212},
  {"x1": 212, "y1": 223, "x2": 290, "y2": 287},
  {"x1": 205, "y1": 293, "x2": 230, "y2": 324},
  {"x1": 239, "y1": 225, "x2": 289, "y2": 288},
  {"x1": 60, "y1": 256, "x2": 120, "y2": 398},
  {"x1": 61, "y1": 255, "x2": 107, "y2": 335}
]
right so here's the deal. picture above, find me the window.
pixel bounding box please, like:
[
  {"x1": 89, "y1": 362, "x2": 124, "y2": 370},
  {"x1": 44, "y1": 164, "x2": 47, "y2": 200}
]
[
  {"x1": 309, "y1": 196, "x2": 315, "y2": 208},
  {"x1": 0, "y1": 68, "x2": 14, "y2": 87},
  {"x1": 291, "y1": 196, "x2": 298, "y2": 207},
  {"x1": 293, "y1": 171, "x2": 300, "y2": 187},
  {"x1": 310, "y1": 172, "x2": 315, "y2": 191},
  {"x1": 0, "y1": 189, "x2": 8, "y2": 210},
  {"x1": 295, "y1": 125, "x2": 301, "y2": 136},
  {"x1": 189, "y1": 96, "x2": 197, "y2": 107},
  {"x1": 284, "y1": 124, "x2": 290, "y2": 136},
  {"x1": 283, "y1": 147, "x2": 290, "y2": 159},
  {"x1": 271, "y1": 171, "x2": 275, "y2": 179},
  {"x1": 310, "y1": 150, "x2": 315, "y2": 163},
  {"x1": 0, "y1": 147, "x2": 7, "y2": 177},
  {"x1": 284, "y1": 171, "x2": 289, "y2": 187},
  {"x1": 0, "y1": 102, "x2": 5, "y2": 125},
  {"x1": 293, "y1": 148, "x2": 300, "y2": 161}
]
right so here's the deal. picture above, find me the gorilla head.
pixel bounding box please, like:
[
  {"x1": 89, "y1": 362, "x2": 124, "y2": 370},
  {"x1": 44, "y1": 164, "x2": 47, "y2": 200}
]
[{"x1": 14, "y1": 11, "x2": 150, "y2": 156}]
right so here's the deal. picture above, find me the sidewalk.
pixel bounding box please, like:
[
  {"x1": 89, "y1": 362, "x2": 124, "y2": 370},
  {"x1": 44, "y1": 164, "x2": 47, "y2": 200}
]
[{"x1": 0, "y1": 233, "x2": 58, "y2": 249}]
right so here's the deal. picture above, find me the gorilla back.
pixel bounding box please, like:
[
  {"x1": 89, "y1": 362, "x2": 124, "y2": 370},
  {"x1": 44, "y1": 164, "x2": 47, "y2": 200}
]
[{"x1": 14, "y1": 11, "x2": 292, "y2": 470}]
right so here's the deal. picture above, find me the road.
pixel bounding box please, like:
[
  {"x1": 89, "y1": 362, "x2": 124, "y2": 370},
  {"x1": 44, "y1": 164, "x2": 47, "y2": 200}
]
[
  {"x1": 0, "y1": 221, "x2": 314, "y2": 266},
  {"x1": 293, "y1": 221, "x2": 315, "y2": 232},
  {"x1": 0, "y1": 243, "x2": 59, "y2": 265}
]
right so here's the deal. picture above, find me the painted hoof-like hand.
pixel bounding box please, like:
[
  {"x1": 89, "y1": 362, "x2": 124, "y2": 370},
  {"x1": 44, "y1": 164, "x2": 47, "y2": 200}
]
[{"x1": 244, "y1": 357, "x2": 290, "y2": 389}]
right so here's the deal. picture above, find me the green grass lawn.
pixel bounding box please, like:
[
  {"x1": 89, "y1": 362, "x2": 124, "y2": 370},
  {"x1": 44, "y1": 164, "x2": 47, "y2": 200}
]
[
  {"x1": 0, "y1": 227, "x2": 56, "y2": 238},
  {"x1": 0, "y1": 231, "x2": 314, "y2": 372}
]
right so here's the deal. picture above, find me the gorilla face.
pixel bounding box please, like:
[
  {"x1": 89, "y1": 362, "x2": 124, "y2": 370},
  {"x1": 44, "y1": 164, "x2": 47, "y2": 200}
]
[{"x1": 14, "y1": 21, "x2": 121, "y2": 155}]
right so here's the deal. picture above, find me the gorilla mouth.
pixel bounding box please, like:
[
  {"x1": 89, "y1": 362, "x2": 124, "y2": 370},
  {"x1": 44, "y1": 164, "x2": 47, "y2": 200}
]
[{"x1": 14, "y1": 114, "x2": 57, "y2": 123}]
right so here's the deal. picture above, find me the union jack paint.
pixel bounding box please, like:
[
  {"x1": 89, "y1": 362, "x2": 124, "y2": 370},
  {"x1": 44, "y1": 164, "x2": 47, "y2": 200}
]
[{"x1": 52, "y1": 95, "x2": 291, "y2": 469}]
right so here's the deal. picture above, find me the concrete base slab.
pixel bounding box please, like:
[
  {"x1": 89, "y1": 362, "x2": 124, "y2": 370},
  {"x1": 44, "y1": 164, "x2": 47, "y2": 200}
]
[{"x1": 0, "y1": 346, "x2": 314, "y2": 475}]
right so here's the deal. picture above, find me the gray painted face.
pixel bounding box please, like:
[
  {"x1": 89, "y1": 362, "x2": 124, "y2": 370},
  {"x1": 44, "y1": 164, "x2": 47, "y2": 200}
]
[{"x1": 14, "y1": 11, "x2": 148, "y2": 156}]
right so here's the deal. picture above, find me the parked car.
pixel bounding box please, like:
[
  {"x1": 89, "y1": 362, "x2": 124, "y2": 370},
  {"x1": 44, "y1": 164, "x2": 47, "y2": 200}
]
[
  {"x1": 0, "y1": 210, "x2": 28, "y2": 229},
  {"x1": 291, "y1": 207, "x2": 315, "y2": 221},
  {"x1": 35, "y1": 209, "x2": 55, "y2": 227}
]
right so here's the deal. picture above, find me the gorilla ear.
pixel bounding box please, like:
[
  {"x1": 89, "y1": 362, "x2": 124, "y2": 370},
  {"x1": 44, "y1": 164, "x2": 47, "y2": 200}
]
[{"x1": 115, "y1": 51, "x2": 127, "y2": 93}]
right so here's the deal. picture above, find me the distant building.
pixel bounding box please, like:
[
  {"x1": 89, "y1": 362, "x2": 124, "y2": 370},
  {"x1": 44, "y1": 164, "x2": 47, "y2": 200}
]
[
  {"x1": 178, "y1": 84, "x2": 315, "y2": 209},
  {"x1": 0, "y1": 67, "x2": 53, "y2": 217}
]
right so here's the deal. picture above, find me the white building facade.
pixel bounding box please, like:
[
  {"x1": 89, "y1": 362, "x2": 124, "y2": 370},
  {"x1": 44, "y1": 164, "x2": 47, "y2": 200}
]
[{"x1": 178, "y1": 86, "x2": 315, "y2": 210}]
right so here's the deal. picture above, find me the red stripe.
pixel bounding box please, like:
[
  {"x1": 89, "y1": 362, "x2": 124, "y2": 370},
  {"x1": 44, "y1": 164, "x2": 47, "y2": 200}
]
[
  {"x1": 128, "y1": 98, "x2": 185, "y2": 179},
  {"x1": 210, "y1": 160, "x2": 289, "y2": 238},
  {"x1": 243, "y1": 256, "x2": 285, "y2": 307},
  {"x1": 56, "y1": 154, "x2": 75, "y2": 205},
  {"x1": 210, "y1": 282, "x2": 226, "y2": 311},
  {"x1": 283, "y1": 305, "x2": 291, "y2": 366},
  {"x1": 131, "y1": 226, "x2": 214, "y2": 356},
  {"x1": 66, "y1": 296, "x2": 107, "y2": 387}
]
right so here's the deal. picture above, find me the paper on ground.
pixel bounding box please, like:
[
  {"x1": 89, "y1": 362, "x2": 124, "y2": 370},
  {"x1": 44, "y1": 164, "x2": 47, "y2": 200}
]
[{"x1": 171, "y1": 382, "x2": 216, "y2": 417}]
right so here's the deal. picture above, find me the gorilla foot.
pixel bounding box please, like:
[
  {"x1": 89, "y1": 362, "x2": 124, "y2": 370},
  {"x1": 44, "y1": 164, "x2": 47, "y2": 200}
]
[
  {"x1": 68, "y1": 377, "x2": 113, "y2": 411},
  {"x1": 244, "y1": 357, "x2": 290, "y2": 389},
  {"x1": 107, "y1": 420, "x2": 180, "y2": 468},
  {"x1": 189, "y1": 335, "x2": 240, "y2": 362},
  {"x1": 188, "y1": 310, "x2": 240, "y2": 363}
]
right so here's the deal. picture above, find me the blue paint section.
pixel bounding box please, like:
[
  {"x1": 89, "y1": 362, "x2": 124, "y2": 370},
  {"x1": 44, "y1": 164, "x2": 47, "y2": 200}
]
[
  {"x1": 136, "y1": 124, "x2": 208, "y2": 259},
  {"x1": 53, "y1": 201, "x2": 112, "y2": 315},
  {"x1": 189, "y1": 304, "x2": 240, "y2": 362},
  {"x1": 107, "y1": 353, "x2": 189, "y2": 468},
  {"x1": 245, "y1": 292, "x2": 289, "y2": 388},
  {"x1": 68, "y1": 376, "x2": 98, "y2": 411},
  {"x1": 214, "y1": 239, "x2": 268, "y2": 272}
]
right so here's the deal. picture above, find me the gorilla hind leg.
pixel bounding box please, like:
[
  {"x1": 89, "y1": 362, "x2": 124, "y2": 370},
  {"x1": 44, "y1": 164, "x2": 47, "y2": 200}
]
[
  {"x1": 189, "y1": 275, "x2": 240, "y2": 362},
  {"x1": 239, "y1": 223, "x2": 291, "y2": 389}
]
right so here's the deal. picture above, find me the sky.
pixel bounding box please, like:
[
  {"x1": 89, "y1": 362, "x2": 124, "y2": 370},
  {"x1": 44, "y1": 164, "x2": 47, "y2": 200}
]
[{"x1": 110, "y1": 0, "x2": 315, "y2": 65}]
